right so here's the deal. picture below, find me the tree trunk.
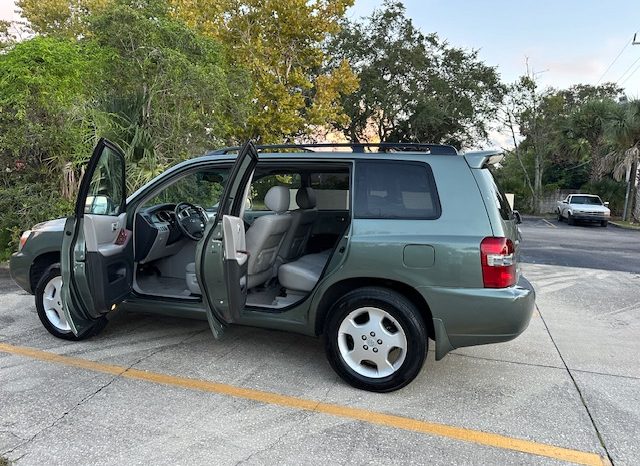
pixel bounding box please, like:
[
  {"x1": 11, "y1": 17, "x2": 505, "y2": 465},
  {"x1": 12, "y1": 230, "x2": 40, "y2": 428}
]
[
  {"x1": 632, "y1": 159, "x2": 639, "y2": 221},
  {"x1": 533, "y1": 151, "x2": 543, "y2": 214}
]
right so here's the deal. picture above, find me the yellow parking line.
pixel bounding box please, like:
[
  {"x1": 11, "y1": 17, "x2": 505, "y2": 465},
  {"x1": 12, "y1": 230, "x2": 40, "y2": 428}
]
[
  {"x1": 0, "y1": 342, "x2": 608, "y2": 466},
  {"x1": 542, "y1": 218, "x2": 558, "y2": 228}
]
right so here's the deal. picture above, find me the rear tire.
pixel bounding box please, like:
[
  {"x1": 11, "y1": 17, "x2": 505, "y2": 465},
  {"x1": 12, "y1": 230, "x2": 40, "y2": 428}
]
[
  {"x1": 35, "y1": 265, "x2": 107, "y2": 341},
  {"x1": 324, "y1": 287, "x2": 427, "y2": 392}
]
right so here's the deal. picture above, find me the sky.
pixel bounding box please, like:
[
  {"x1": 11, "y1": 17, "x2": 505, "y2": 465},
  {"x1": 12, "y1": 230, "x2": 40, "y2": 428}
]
[
  {"x1": 1, "y1": 0, "x2": 639, "y2": 148},
  {"x1": 348, "y1": 0, "x2": 640, "y2": 98}
]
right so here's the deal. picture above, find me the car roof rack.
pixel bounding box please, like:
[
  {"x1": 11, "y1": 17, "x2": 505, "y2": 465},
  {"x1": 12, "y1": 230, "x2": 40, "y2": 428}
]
[{"x1": 208, "y1": 142, "x2": 459, "y2": 156}]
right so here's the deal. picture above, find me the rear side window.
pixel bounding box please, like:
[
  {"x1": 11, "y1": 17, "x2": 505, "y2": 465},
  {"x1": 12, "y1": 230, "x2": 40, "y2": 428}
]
[
  {"x1": 354, "y1": 161, "x2": 441, "y2": 219},
  {"x1": 486, "y1": 169, "x2": 513, "y2": 221},
  {"x1": 309, "y1": 173, "x2": 350, "y2": 210}
]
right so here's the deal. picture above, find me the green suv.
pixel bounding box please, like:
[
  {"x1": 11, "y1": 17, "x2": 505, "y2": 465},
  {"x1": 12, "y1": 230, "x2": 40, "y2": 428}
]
[{"x1": 10, "y1": 139, "x2": 535, "y2": 392}]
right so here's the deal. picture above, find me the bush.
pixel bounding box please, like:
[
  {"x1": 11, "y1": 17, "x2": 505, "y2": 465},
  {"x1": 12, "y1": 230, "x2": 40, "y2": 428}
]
[{"x1": 0, "y1": 181, "x2": 73, "y2": 260}]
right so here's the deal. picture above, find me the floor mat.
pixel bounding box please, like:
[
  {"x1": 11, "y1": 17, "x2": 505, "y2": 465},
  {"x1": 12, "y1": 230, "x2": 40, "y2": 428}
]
[{"x1": 136, "y1": 275, "x2": 191, "y2": 297}]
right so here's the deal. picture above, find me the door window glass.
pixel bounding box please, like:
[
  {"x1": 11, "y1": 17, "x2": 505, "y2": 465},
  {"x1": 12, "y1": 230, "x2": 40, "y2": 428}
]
[
  {"x1": 309, "y1": 173, "x2": 350, "y2": 210},
  {"x1": 354, "y1": 161, "x2": 440, "y2": 219},
  {"x1": 85, "y1": 147, "x2": 125, "y2": 216}
]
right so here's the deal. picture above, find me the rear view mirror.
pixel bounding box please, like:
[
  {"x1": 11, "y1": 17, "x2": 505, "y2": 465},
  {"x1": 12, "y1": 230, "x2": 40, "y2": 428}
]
[{"x1": 513, "y1": 210, "x2": 522, "y2": 224}]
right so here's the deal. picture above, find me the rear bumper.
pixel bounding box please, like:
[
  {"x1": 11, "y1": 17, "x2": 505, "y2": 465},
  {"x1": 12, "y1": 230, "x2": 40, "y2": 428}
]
[
  {"x1": 9, "y1": 252, "x2": 32, "y2": 294},
  {"x1": 422, "y1": 275, "x2": 536, "y2": 359}
]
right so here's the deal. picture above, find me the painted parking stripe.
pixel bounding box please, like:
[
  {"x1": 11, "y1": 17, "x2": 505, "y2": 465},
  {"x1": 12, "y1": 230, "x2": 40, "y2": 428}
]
[
  {"x1": 542, "y1": 218, "x2": 558, "y2": 228},
  {"x1": 0, "y1": 342, "x2": 608, "y2": 466}
]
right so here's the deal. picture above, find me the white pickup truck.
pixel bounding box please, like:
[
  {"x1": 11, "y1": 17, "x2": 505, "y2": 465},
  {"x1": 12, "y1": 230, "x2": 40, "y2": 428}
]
[{"x1": 556, "y1": 194, "x2": 610, "y2": 227}]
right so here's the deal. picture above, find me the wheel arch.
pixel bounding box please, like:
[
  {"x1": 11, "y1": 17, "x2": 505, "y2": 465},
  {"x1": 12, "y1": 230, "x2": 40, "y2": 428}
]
[
  {"x1": 314, "y1": 277, "x2": 435, "y2": 339},
  {"x1": 30, "y1": 251, "x2": 61, "y2": 292}
]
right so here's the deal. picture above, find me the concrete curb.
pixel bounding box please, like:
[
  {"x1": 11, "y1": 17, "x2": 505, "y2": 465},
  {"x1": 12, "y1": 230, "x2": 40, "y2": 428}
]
[{"x1": 609, "y1": 221, "x2": 640, "y2": 231}]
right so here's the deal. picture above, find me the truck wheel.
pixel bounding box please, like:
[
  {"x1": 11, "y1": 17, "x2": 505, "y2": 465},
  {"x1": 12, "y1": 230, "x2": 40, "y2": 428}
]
[
  {"x1": 557, "y1": 210, "x2": 562, "y2": 222},
  {"x1": 324, "y1": 287, "x2": 427, "y2": 392},
  {"x1": 567, "y1": 214, "x2": 575, "y2": 225},
  {"x1": 35, "y1": 265, "x2": 107, "y2": 341},
  {"x1": 601, "y1": 220, "x2": 608, "y2": 227}
]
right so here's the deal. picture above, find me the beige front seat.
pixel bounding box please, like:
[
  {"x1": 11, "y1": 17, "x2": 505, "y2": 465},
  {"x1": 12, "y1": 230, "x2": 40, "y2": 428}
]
[
  {"x1": 279, "y1": 187, "x2": 317, "y2": 262},
  {"x1": 245, "y1": 186, "x2": 292, "y2": 288}
]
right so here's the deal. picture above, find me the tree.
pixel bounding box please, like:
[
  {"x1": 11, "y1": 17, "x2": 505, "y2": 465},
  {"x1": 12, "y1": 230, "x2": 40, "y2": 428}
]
[
  {"x1": 170, "y1": 0, "x2": 359, "y2": 142},
  {"x1": 564, "y1": 99, "x2": 618, "y2": 182},
  {"x1": 16, "y1": 0, "x2": 109, "y2": 37},
  {"x1": 87, "y1": 0, "x2": 252, "y2": 189},
  {"x1": 500, "y1": 75, "x2": 622, "y2": 212},
  {"x1": 327, "y1": 1, "x2": 504, "y2": 147},
  {"x1": 0, "y1": 37, "x2": 101, "y2": 255},
  {"x1": 605, "y1": 100, "x2": 640, "y2": 220}
]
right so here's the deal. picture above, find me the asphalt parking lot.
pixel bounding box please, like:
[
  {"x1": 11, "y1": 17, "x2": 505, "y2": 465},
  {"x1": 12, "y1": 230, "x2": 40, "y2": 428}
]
[{"x1": 1, "y1": 218, "x2": 639, "y2": 465}]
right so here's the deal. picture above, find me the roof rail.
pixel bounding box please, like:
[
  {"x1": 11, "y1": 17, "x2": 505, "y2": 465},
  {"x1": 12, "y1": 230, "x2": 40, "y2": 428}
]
[{"x1": 207, "y1": 142, "x2": 458, "y2": 156}]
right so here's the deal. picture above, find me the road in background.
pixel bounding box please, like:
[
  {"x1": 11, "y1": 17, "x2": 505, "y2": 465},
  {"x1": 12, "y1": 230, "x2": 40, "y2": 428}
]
[{"x1": 519, "y1": 216, "x2": 640, "y2": 273}]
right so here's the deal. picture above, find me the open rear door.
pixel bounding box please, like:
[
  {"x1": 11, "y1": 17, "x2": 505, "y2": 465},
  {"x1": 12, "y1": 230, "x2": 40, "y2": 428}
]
[
  {"x1": 196, "y1": 141, "x2": 258, "y2": 338},
  {"x1": 61, "y1": 138, "x2": 133, "y2": 336}
]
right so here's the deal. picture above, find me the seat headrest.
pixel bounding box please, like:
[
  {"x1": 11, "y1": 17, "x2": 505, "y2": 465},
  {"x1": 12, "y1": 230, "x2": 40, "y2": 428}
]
[
  {"x1": 296, "y1": 187, "x2": 317, "y2": 209},
  {"x1": 265, "y1": 186, "x2": 290, "y2": 214}
]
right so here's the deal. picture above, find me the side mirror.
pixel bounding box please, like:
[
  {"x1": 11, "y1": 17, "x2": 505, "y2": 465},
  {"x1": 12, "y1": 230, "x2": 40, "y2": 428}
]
[
  {"x1": 562, "y1": 200, "x2": 568, "y2": 204},
  {"x1": 513, "y1": 210, "x2": 522, "y2": 224},
  {"x1": 604, "y1": 201, "x2": 610, "y2": 207}
]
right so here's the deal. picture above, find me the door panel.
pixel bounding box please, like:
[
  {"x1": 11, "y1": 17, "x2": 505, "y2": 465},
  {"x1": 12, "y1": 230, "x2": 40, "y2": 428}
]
[
  {"x1": 61, "y1": 138, "x2": 132, "y2": 335},
  {"x1": 307, "y1": 210, "x2": 349, "y2": 253},
  {"x1": 196, "y1": 141, "x2": 258, "y2": 337}
]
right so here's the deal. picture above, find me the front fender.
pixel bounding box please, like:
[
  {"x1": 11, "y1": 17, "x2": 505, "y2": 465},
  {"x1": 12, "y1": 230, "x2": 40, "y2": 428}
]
[{"x1": 9, "y1": 228, "x2": 64, "y2": 293}]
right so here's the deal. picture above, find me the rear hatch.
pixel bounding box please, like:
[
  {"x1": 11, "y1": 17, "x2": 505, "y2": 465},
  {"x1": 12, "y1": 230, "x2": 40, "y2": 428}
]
[{"x1": 465, "y1": 151, "x2": 522, "y2": 285}]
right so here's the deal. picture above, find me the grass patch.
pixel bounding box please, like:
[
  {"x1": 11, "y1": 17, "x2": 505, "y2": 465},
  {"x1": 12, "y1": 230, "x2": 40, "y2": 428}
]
[{"x1": 0, "y1": 456, "x2": 10, "y2": 466}]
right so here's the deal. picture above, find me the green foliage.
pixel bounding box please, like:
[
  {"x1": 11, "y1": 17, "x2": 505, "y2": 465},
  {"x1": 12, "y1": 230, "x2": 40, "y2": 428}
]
[
  {"x1": 0, "y1": 182, "x2": 74, "y2": 259},
  {"x1": 0, "y1": 0, "x2": 251, "y2": 256},
  {"x1": 171, "y1": 0, "x2": 359, "y2": 142},
  {"x1": 500, "y1": 76, "x2": 625, "y2": 212},
  {"x1": 16, "y1": 0, "x2": 109, "y2": 37},
  {"x1": 328, "y1": 1, "x2": 504, "y2": 147},
  {"x1": 86, "y1": 0, "x2": 251, "y2": 190}
]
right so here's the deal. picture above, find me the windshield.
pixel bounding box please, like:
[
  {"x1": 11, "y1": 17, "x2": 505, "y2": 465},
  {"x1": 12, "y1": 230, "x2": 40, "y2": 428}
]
[{"x1": 571, "y1": 196, "x2": 602, "y2": 205}]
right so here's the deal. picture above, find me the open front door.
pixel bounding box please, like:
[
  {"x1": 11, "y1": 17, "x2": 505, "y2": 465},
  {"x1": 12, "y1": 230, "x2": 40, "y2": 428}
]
[
  {"x1": 61, "y1": 138, "x2": 133, "y2": 336},
  {"x1": 196, "y1": 141, "x2": 258, "y2": 338}
]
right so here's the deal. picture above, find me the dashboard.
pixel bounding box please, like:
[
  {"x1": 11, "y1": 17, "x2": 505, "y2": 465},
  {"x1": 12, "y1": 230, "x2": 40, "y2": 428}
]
[{"x1": 135, "y1": 203, "x2": 185, "y2": 263}]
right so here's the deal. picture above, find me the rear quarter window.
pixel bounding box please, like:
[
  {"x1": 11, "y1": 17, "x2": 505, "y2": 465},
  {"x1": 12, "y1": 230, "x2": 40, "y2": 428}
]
[
  {"x1": 486, "y1": 169, "x2": 513, "y2": 221},
  {"x1": 354, "y1": 161, "x2": 441, "y2": 219}
]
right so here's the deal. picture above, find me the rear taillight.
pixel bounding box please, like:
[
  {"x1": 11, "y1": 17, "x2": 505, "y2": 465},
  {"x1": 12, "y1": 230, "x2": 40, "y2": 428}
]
[
  {"x1": 18, "y1": 230, "x2": 31, "y2": 252},
  {"x1": 480, "y1": 237, "x2": 516, "y2": 288}
]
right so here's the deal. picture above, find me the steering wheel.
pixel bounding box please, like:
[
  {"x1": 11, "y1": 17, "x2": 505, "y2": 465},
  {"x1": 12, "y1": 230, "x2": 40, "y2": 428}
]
[{"x1": 174, "y1": 202, "x2": 208, "y2": 241}]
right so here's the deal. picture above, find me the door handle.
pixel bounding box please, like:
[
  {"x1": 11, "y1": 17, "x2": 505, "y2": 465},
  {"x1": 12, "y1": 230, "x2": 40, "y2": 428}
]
[{"x1": 111, "y1": 222, "x2": 119, "y2": 231}]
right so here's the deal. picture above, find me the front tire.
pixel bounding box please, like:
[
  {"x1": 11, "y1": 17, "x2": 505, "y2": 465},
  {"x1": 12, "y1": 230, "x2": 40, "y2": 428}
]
[
  {"x1": 324, "y1": 287, "x2": 427, "y2": 392},
  {"x1": 557, "y1": 210, "x2": 562, "y2": 222},
  {"x1": 601, "y1": 220, "x2": 608, "y2": 227},
  {"x1": 567, "y1": 213, "x2": 575, "y2": 225},
  {"x1": 35, "y1": 265, "x2": 107, "y2": 341}
]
